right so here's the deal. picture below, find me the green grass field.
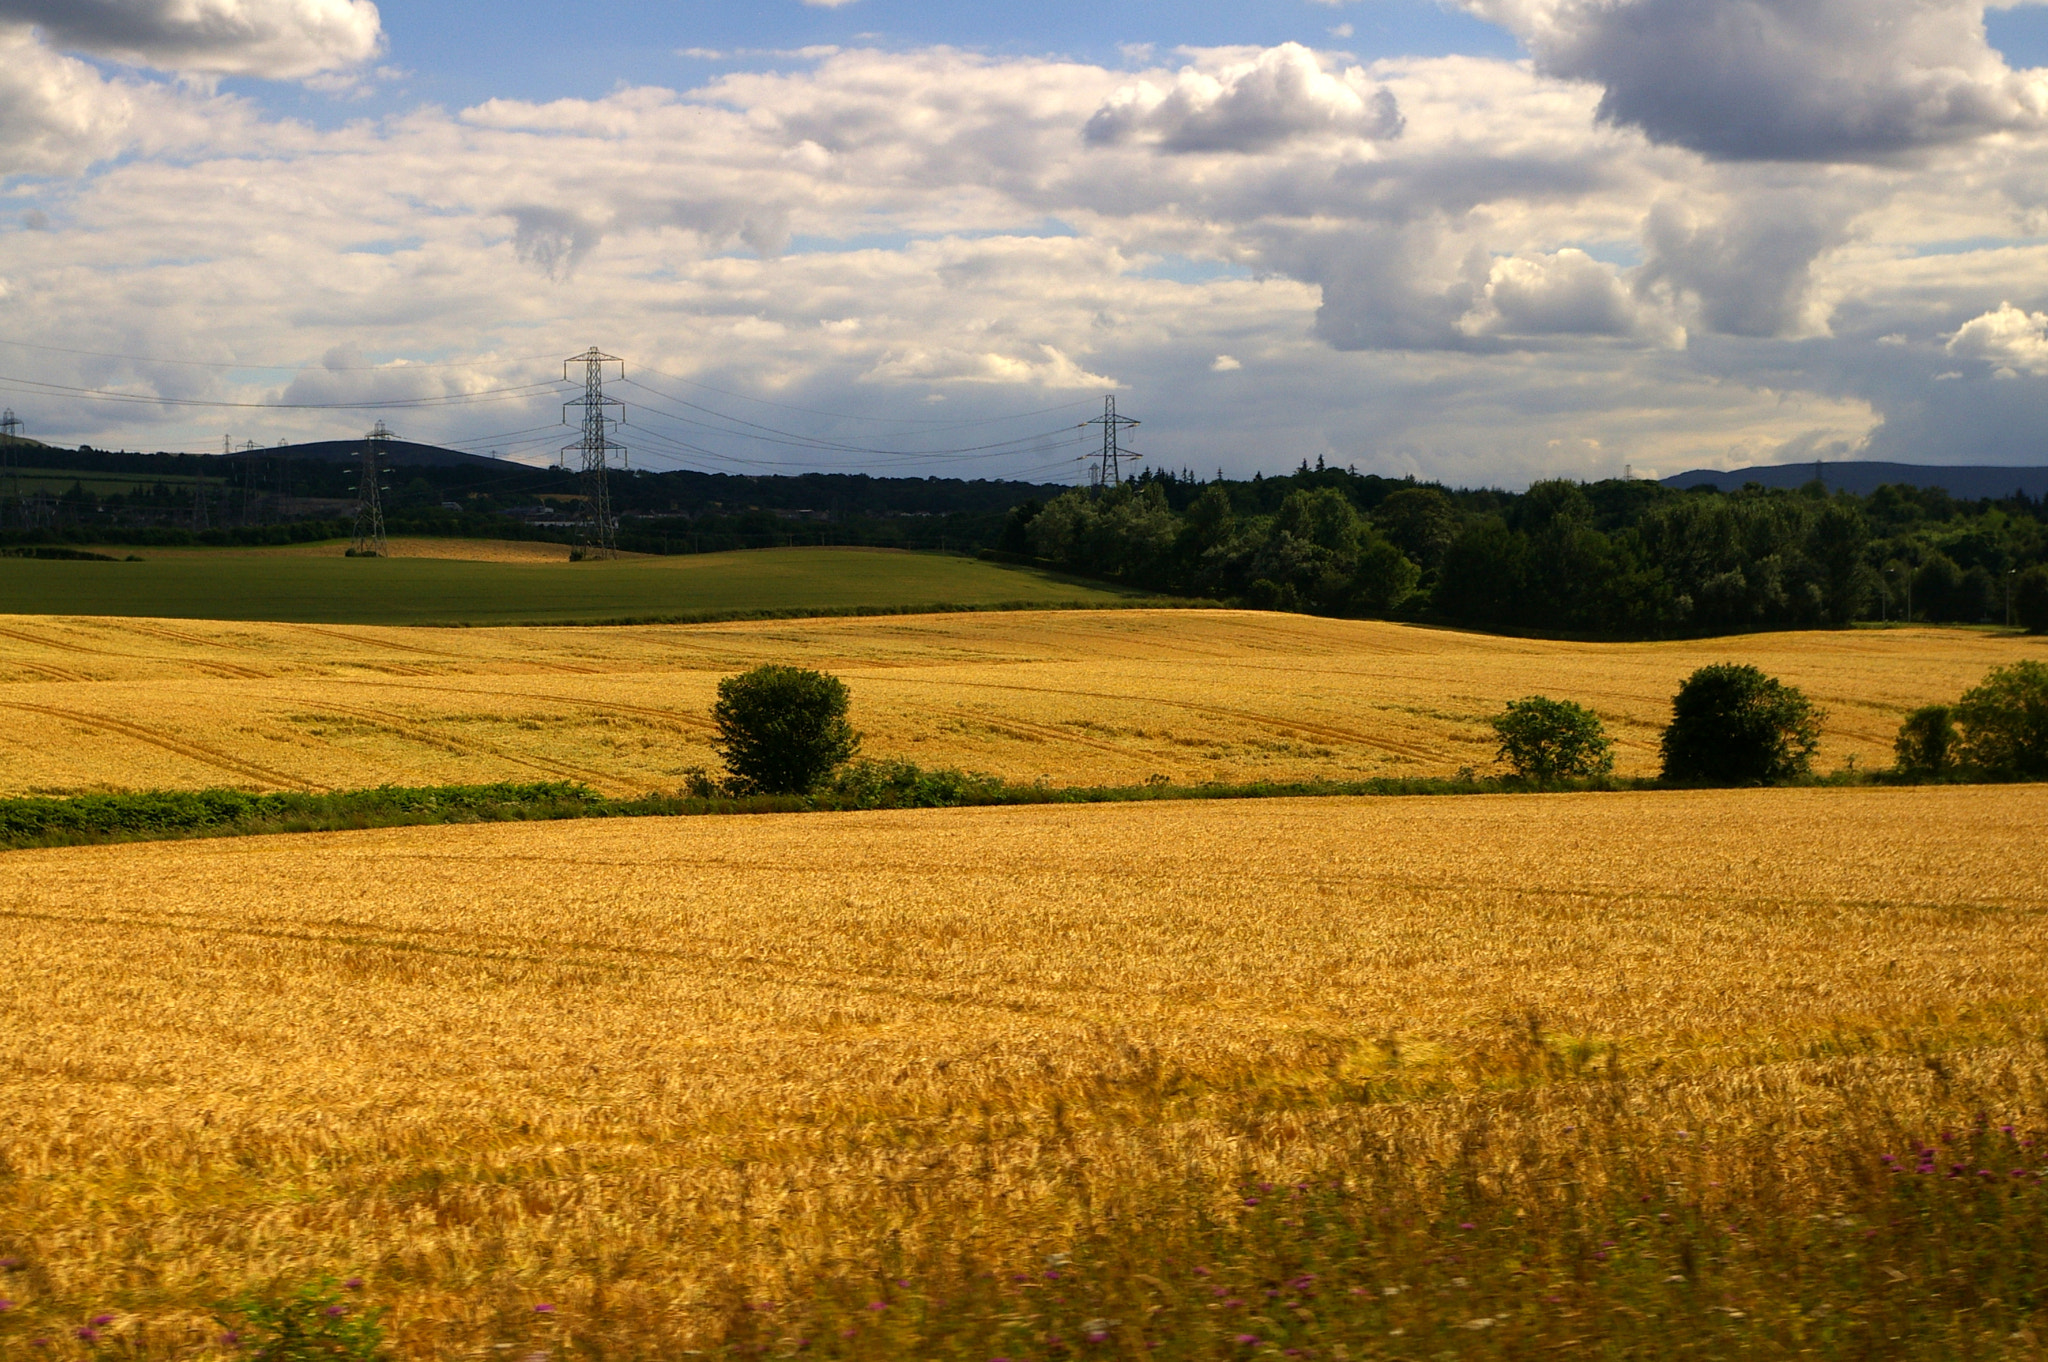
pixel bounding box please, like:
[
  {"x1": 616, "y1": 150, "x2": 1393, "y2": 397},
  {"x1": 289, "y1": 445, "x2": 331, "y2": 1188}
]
[{"x1": 0, "y1": 546, "x2": 1141, "y2": 624}]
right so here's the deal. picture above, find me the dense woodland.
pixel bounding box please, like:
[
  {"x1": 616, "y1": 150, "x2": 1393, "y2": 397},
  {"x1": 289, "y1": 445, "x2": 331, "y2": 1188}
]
[
  {"x1": 7, "y1": 442, "x2": 2048, "y2": 637},
  {"x1": 999, "y1": 465, "x2": 2048, "y2": 637}
]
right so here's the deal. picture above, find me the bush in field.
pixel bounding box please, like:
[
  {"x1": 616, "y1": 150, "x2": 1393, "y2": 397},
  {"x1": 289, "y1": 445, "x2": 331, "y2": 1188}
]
[
  {"x1": 828, "y1": 758, "x2": 1007, "y2": 808},
  {"x1": 1660, "y1": 663, "x2": 1823, "y2": 785},
  {"x1": 711, "y1": 665, "x2": 860, "y2": 795},
  {"x1": 1490, "y1": 696, "x2": 1614, "y2": 781},
  {"x1": 1953, "y1": 660, "x2": 2048, "y2": 779},
  {"x1": 1893, "y1": 705, "x2": 1958, "y2": 778}
]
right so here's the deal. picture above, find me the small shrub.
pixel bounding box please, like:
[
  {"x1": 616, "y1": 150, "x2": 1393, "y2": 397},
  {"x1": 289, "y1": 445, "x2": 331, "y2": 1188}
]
[
  {"x1": 828, "y1": 758, "x2": 1006, "y2": 809},
  {"x1": 1893, "y1": 705, "x2": 1957, "y2": 778},
  {"x1": 221, "y1": 1277, "x2": 385, "y2": 1361},
  {"x1": 711, "y1": 665, "x2": 860, "y2": 795},
  {"x1": 1490, "y1": 696, "x2": 1614, "y2": 782},
  {"x1": 2016, "y1": 564, "x2": 2048, "y2": 634},
  {"x1": 1953, "y1": 660, "x2": 2048, "y2": 779},
  {"x1": 1659, "y1": 663, "x2": 1823, "y2": 786}
]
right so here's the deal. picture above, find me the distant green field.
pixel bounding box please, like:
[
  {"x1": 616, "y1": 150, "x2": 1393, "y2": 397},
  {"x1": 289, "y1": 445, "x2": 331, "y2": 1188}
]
[{"x1": 0, "y1": 546, "x2": 1140, "y2": 625}]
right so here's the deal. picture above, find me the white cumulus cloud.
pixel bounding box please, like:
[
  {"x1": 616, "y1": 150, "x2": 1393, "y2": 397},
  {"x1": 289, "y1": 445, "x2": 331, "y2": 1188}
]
[
  {"x1": 1085, "y1": 43, "x2": 1403, "y2": 153},
  {"x1": 1947, "y1": 301, "x2": 2048, "y2": 374}
]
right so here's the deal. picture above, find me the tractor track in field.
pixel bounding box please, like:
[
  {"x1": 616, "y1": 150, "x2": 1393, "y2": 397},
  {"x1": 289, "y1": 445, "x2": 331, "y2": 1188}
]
[
  {"x1": 866, "y1": 675, "x2": 1442, "y2": 764},
  {"x1": 0, "y1": 660, "x2": 89, "y2": 683},
  {"x1": 0, "y1": 701, "x2": 321, "y2": 791},
  {"x1": 298, "y1": 699, "x2": 643, "y2": 792},
  {"x1": 0, "y1": 624, "x2": 104, "y2": 656}
]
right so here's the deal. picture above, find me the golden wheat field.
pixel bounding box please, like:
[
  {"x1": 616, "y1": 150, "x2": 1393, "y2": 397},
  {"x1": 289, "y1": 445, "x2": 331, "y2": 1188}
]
[
  {"x1": 1, "y1": 787, "x2": 2046, "y2": 1357},
  {"x1": 0, "y1": 609, "x2": 2035, "y2": 796}
]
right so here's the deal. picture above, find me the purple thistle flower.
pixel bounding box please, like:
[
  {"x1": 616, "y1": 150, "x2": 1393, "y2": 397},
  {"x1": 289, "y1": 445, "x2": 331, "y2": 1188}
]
[
  {"x1": 75, "y1": 1328, "x2": 99, "y2": 1343},
  {"x1": 533, "y1": 1304, "x2": 556, "y2": 1314},
  {"x1": 1243, "y1": 1197, "x2": 1260, "y2": 1207},
  {"x1": 0, "y1": 1300, "x2": 12, "y2": 1313},
  {"x1": 1234, "y1": 1335, "x2": 1260, "y2": 1346},
  {"x1": 1460, "y1": 1222, "x2": 1476, "y2": 1230},
  {"x1": 90, "y1": 1315, "x2": 115, "y2": 1327},
  {"x1": 220, "y1": 1332, "x2": 242, "y2": 1346},
  {"x1": 343, "y1": 1278, "x2": 364, "y2": 1290},
  {"x1": 867, "y1": 1301, "x2": 888, "y2": 1311},
  {"x1": 324, "y1": 1305, "x2": 347, "y2": 1317}
]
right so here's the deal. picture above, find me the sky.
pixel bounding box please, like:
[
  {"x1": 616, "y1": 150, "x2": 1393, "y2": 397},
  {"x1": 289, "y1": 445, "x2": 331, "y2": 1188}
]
[{"x1": 5, "y1": 1, "x2": 2048, "y2": 487}]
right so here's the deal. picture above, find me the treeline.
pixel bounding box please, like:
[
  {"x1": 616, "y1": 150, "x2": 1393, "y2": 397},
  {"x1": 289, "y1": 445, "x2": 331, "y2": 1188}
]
[{"x1": 998, "y1": 466, "x2": 2048, "y2": 638}]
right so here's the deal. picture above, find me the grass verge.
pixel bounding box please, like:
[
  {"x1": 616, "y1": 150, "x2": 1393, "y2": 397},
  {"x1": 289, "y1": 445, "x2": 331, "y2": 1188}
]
[{"x1": 0, "y1": 765, "x2": 1954, "y2": 852}]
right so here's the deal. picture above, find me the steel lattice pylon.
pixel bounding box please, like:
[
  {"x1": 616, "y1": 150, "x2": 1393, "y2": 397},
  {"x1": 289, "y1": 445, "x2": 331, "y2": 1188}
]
[
  {"x1": 1085, "y1": 394, "x2": 1140, "y2": 492},
  {"x1": 562, "y1": 348, "x2": 628, "y2": 559},
  {"x1": 349, "y1": 420, "x2": 391, "y2": 557}
]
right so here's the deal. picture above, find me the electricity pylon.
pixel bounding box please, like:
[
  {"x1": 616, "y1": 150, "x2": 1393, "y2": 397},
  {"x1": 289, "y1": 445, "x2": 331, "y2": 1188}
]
[
  {"x1": 562, "y1": 348, "x2": 627, "y2": 559},
  {"x1": 1085, "y1": 395, "x2": 1139, "y2": 492},
  {"x1": 349, "y1": 420, "x2": 391, "y2": 556},
  {"x1": 0, "y1": 409, "x2": 17, "y2": 526}
]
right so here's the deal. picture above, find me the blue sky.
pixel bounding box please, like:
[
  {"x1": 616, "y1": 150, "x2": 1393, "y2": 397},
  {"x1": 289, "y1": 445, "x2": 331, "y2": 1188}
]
[
  {"x1": 383, "y1": 0, "x2": 1515, "y2": 102},
  {"x1": 6, "y1": 0, "x2": 2048, "y2": 484}
]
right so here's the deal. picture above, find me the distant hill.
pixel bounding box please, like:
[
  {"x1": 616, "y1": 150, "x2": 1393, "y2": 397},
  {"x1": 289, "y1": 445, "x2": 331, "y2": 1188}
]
[
  {"x1": 1663, "y1": 461, "x2": 2048, "y2": 499},
  {"x1": 248, "y1": 439, "x2": 504, "y2": 470}
]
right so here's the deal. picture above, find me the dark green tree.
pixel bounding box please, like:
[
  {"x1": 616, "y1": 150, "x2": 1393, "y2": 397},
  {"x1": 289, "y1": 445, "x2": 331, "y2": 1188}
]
[
  {"x1": 1372, "y1": 486, "x2": 1457, "y2": 569},
  {"x1": 1659, "y1": 663, "x2": 1824, "y2": 785},
  {"x1": 1491, "y1": 696, "x2": 1615, "y2": 781},
  {"x1": 711, "y1": 665, "x2": 861, "y2": 795},
  {"x1": 1953, "y1": 660, "x2": 2048, "y2": 779},
  {"x1": 1893, "y1": 705, "x2": 1957, "y2": 778},
  {"x1": 2014, "y1": 564, "x2": 2048, "y2": 634}
]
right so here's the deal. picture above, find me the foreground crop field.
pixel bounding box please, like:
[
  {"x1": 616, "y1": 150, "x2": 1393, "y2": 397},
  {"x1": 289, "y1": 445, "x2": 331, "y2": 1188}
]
[
  {"x1": 0, "y1": 546, "x2": 1135, "y2": 626},
  {"x1": 0, "y1": 608, "x2": 2034, "y2": 795},
  {"x1": 1, "y1": 787, "x2": 2045, "y2": 1358}
]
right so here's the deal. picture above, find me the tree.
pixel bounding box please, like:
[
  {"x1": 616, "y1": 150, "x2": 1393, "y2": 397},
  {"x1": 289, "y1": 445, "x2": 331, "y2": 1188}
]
[
  {"x1": 1953, "y1": 660, "x2": 2048, "y2": 779},
  {"x1": 1659, "y1": 663, "x2": 1824, "y2": 785},
  {"x1": 1372, "y1": 486, "x2": 1456, "y2": 569},
  {"x1": 1491, "y1": 696, "x2": 1615, "y2": 782},
  {"x1": 2015, "y1": 564, "x2": 2048, "y2": 634},
  {"x1": 1893, "y1": 705, "x2": 1957, "y2": 778},
  {"x1": 711, "y1": 665, "x2": 861, "y2": 795}
]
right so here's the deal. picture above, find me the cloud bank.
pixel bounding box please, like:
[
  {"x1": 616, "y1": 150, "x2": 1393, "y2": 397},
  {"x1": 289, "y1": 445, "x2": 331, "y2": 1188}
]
[
  {"x1": 1, "y1": 14, "x2": 2047, "y2": 483},
  {"x1": 0, "y1": 0, "x2": 382, "y2": 78}
]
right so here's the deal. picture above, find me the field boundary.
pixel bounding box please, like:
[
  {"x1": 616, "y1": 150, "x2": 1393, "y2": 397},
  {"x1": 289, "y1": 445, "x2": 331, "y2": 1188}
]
[
  {"x1": 418, "y1": 594, "x2": 1224, "y2": 629},
  {"x1": 0, "y1": 768, "x2": 2002, "y2": 853}
]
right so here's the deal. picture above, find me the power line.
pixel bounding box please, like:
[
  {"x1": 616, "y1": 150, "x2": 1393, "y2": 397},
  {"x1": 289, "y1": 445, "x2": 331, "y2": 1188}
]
[
  {"x1": 628, "y1": 360, "x2": 1098, "y2": 428},
  {"x1": 615, "y1": 379, "x2": 1092, "y2": 461},
  {"x1": 348, "y1": 421, "x2": 391, "y2": 557},
  {"x1": 563, "y1": 348, "x2": 627, "y2": 559},
  {"x1": 1086, "y1": 395, "x2": 1139, "y2": 490}
]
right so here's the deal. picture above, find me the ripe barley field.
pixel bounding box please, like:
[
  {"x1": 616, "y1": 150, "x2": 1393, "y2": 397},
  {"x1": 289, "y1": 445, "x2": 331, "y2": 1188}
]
[
  {"x1": 2, "y1": 787, "x2": 2047, "y2": 1358},
  {"x1": 0, "y1": 608, "x2": 2033, "y2": 797}
]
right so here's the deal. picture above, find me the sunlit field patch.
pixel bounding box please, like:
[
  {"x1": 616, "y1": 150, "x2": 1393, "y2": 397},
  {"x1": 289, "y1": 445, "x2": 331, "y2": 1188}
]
[
  {"x1": 0, "y1": 786, "x2": 2044, "y2": 1357},
  {"x1": 0, "y1": 609, "x2": 2034, "y2": 796}
]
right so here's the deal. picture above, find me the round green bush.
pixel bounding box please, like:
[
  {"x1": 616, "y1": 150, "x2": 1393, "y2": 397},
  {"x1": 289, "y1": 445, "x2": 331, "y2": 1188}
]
[
  {"x1": 1659, "y1": 663, "x2": 1823, "y2": 786},
  {"x1": 1490, "y1": 696, "x2": 1615, "y2": 782},
  {"x1": 711, "y1": 665, "x2": 861, "y2": 795},
  {"x1": 1954, "y1": 660, "x2": 2048, "y2": 779},
  {"x1": 1893, "y1": 705, "x2": 1957, "y2": 778}
]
